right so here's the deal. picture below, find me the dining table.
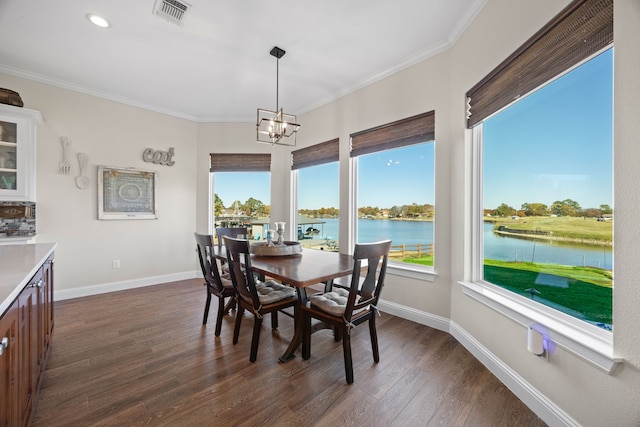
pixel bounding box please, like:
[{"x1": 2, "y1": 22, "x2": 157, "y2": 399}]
[{"x1": 217, "y1": 244, "x2": 353, "y2": 362}]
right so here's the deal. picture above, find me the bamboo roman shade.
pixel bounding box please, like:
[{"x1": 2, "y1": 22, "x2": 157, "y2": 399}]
[
  {"x1": 209, "y1": 153, "x2": 271, "y2": 172},
  {"x1": 465, "y1": 0, "x2": 613, "y2": 128},
  {"x1": 350, "y1": 111, "x2": 435, "y2": 157},
  {"x1": 291, "y1": 138, "x2": 339, "y2": 170}
]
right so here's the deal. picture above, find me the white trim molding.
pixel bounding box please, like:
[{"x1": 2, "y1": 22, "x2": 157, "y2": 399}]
[{"x1": 54, "y1": 270, "x2": 198, "y2": 301}]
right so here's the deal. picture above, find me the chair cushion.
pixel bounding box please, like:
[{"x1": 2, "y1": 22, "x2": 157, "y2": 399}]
[
  {"x1": 310, "y1": 288, "x2": 351, "y2": 316},
  {"x1": 255, "y1": 280, "x2": 296, "y2": 305}
]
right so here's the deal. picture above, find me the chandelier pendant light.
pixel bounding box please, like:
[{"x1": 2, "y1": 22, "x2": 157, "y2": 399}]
[{"x1": 256, "y1": 46, "x2": 300, "y2": 146}]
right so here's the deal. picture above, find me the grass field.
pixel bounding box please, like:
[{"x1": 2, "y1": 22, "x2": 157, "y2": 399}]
[
  {"x1": 484, "y1": 261, "x2": 612, "y2": 325},
  {"x1": 402, "y1": 255, "x2": 612, "y2": 326},
  {"x1": 486, "y1": 216, "x2": 612, "y2": 243}
]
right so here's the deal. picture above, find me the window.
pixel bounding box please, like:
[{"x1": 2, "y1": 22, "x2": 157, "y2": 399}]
[
  {"x1": 465, "y1": 0, "x2": 616, "y2": 372},
  {"x1": 351, "y1": 112, "x2": 435, "y2": 268},
  {"x1": 210, "y1": 153, "x2": 270, "y2": 239},
  {"x1": 480, "y1": 48, "x2": 613, "y2": 330},
  {"x1": 292, "y1": 139, "x2": 339, "y2": 250}
]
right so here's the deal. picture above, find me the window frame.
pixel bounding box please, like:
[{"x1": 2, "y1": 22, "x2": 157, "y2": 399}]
[
  {"x1": 462, "y1": 76, "x2": 619, "y2": 374},
  {"x1": 349, "y1": 137, "x2": 437, "y2": 282}
]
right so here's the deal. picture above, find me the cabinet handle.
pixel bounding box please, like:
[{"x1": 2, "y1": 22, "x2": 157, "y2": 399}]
[
  {"x1": 0, "y1": 337, "x2": 7, "y2": 356},
  {"x1": 31, "y1": 279, "x2": 43, "y2": 288}
]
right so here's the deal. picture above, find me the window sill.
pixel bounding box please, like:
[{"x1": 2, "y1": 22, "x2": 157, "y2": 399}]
[
  {"x1": 387, "y1": 262, "x2": 437, "y2": 282},
  {"x1": 460, "y1": 280, "x2": 622, "y2": 374}
]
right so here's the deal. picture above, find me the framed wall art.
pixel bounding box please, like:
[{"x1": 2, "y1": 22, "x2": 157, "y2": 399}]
[{"x1": 98, "y1": 166, "x2": 157, "y2": 220}]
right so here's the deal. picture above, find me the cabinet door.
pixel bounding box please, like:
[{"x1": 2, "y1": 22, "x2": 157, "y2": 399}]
[
  {"x1": 0, "y1": 105, "x2": 42, "y2": 202},
  {"x1": 0, "y1": 301, "x2": 19, "y2": 427},
  {"x1": 18, "y1": 285, "x2": 36, "y2": 426}
]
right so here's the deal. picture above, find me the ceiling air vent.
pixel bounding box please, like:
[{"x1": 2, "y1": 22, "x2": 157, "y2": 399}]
[{"x1": 153, "y1": 0, "x2": 191, "y2": 25}]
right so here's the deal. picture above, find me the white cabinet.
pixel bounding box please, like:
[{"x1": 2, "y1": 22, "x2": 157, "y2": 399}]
[{"x1": 0, "y1": 104, "x2": 42, "y2": 202}]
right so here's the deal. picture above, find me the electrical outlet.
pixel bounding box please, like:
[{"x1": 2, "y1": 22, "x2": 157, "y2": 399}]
[{"x1": 112, "y1": 259, "x2": 121, "y2": 269}]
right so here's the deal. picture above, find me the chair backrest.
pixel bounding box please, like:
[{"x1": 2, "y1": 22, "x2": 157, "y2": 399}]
[
  {"x1": 216, "y1": 227, "x2": 249, "y2": 252},
  {"x1": 194, "y1": 232, "x2": 225, "y2": 293},
  {"x1": 345, "y1": 240, "x2": 391, "y2": 320},
  {"x1": 223, "y1": 236, "x2": 260, "y2": 310}
]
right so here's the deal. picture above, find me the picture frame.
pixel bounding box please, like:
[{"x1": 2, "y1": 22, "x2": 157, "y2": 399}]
[{"x1": 98, "y1": 166, "x2": 157, "y2": 220}]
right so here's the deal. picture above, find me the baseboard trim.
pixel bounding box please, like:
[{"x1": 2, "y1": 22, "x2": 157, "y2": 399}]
[
  {"x1": 378, "y1": 300, "x2": 577, "y2": 427},
  {"x1": 449, "y1": 321, "x2": 579, "y2": 427},
  {"x1": 54, "y1": 270, "x2": 199, "y2": 301}
]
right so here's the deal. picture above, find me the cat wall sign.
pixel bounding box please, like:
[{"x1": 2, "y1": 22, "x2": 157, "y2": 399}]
[{"x1": 143, "y1": 147, "x2": 175, "y2": 166}]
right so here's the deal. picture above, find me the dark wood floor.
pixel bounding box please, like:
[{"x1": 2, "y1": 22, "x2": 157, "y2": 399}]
[{"x1": 32, "y1": 279, "x2": 546, "y2": 426}]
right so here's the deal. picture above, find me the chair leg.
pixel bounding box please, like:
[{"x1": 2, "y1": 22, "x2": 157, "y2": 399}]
[
  {"x1": 342, "y1": 329, "x2": 354, "y2": 384},
  {"x1": 271, "y1": 310, "x2": 279, "y2": 329},
  {"x1": 203, "y1": 291, "x2": 212, "y2": 325},
  {"x1": 250, "y1": 315, "x2": 263, "y2": 362},
  {"x1": 369, "y1": 316, "x2": 380, "y2": 363},
  {"x1": 334, "y1": 326, "x2": 342, "y2": 342},
  {"x1": 214, "y1": 296, "x2": 225, "y2": 336},
  {"x1": 233, "y1": 306, "x2": 244, "y2": 345}
]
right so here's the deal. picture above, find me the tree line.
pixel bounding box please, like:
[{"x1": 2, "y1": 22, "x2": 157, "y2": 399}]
[
  {"x1": 214, "y1": 194, "x2": 270, "y2": 218},
  {"x1": 487, "y1": 199, "x2": 612, "y2": 218}
]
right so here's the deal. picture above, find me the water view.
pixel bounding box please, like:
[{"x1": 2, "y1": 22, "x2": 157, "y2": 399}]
[{"x1": 306, "y1": 218, "x2": 612, "y2": 268}]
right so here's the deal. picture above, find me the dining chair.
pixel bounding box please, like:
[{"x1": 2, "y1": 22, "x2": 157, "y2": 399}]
[
  {"x1": 216, "y1": 227, "x2": 248, "y2": 273},
  {"x1": 194, "y1": 232, "x2": 237, "y2": 336},
  {"x1": 223, "y1": 236, "x2": 298, "y2": 362},
  {"x1": 301, "y1": 240, "x2": 391, "y2": 384}
]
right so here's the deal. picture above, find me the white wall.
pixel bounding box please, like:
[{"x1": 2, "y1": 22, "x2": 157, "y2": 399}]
[
  {"x1": 1, "y1": 0, "x2": 638, "y2": 425},
  {"x1": 448, "y1": 0, "x2": 640, "y2": 426},
  {"x1": 0, "y1": 75, "x2": 199, "y2": 295}
]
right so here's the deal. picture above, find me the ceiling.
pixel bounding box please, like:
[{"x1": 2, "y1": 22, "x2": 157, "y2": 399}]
[{"x1": 0, "y1": 0, "x2": 485, "y2": 122}]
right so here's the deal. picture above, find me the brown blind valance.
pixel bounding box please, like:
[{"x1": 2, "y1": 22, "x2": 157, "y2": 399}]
[
  {"x1": 291, "y1": 138, "x2": 339, "y2": 170},
  {"x1": 209, "y1": 153, "x2": 271, "y2": 172},
  {"x1": 466, "y1": 0, "x2": 613, "y2": 128},
  {"x1": 350, "y1": 111, "x2": 435, "y2": 157}
]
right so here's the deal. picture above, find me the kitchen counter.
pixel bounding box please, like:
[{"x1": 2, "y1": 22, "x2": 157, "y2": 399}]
[{"x1": 0, "y1": 242, "x2": 56, "y2": 315}]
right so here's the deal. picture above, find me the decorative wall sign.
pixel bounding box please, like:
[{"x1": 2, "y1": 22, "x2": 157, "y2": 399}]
[
  {"x1": 98, "y1": 166, "x2": 157, "y2": 220},
  {"x1": 142, "y1": 147, "x2": 175, "y2": 166}
]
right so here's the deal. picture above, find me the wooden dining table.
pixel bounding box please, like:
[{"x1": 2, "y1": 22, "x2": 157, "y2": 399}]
[
  {"x1": 250, "y1": 249, "x2": 353, "y2": 362},
  {"x1": 216, "y1": 244, "x2": 354, "y2": 362}
]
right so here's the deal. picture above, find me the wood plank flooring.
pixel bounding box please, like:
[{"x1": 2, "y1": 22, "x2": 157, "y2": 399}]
[{"x1": 32, "y1": 279, "x2": 546, "y2": 426}]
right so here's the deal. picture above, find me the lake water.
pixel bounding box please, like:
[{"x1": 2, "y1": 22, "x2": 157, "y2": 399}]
[{"x1": 309, "y1": 218, "x2": 613, "y2": 268}]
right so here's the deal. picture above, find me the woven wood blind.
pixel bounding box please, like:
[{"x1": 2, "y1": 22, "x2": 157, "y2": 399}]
[
  {"x1": 209, "y1": 153, "x2": 271, "y2": 172},
  {"x1": 350, "y1": 111, "x2": 435, "y2": 157},
  {"x1": 466, "y1": 0, "x2": 613, "y2": 128},
  {"x1": 291, "y1": 138, "x2": 339, "y2": 170}
]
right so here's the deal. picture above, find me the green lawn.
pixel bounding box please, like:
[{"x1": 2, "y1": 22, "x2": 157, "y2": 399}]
[
  {"x1": 484, "y1": 260, "x2": 612, "y2": 325},
  {"x1": 486, "y1": 216, "x2": 612, "y2": 243}
]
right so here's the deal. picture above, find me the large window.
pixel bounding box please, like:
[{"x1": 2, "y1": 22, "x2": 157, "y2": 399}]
[
  {"x1": 292, "y1": 139, "x2": 339, "y2": 250},
  {"x1": 210, "y1": 153, "x2": 270, "y2": 239},
  {"x1": 480, "y1": 49, "x2": 613, "y2": 330},
  {"x1": 465, "y1": 0, "x2": 614, "y2": 369},
  {"x1": 351, "y1": 112, "x2": 435, "y2": 267}
]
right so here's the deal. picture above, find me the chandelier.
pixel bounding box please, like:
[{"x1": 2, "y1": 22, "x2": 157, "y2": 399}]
[{"x1": 256, "y1": 46, "x2": 300, "y2": 146}]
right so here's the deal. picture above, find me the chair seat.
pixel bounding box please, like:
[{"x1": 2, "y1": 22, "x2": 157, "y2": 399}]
[
  {"x1": 256, "y1": 280, "x2": 296, "y2": 304},
  {"x1": 309, "y1": 288, "x2": 364, "y2": 317}
]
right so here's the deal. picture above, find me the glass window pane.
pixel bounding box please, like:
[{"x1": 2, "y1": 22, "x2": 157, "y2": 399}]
[
  {"x1": 482, "y1": 49, "x2": 613, "y2": 330},
  {"x1": 297, "y1": 162, "x2": 339, "y2": 250},
  {"x1": 357, "y1": 142, "x2": 434, "y2": 266},
  {"x1": 213, "y1": 171, "x2": 270, "y2": 239}
]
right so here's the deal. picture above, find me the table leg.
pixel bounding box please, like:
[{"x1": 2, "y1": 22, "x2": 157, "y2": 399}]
[{"x1": 279, "y1": 287, "x2": 307, "y2": 363}]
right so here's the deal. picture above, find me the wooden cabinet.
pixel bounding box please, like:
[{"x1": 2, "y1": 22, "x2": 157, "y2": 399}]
[
  {"x1": 0, "y1": 254, "x2": 53, "y2": 427},
  {"x1": 0, "y1": 300, "x2": 19, "y2": 427},
  {"x1": 0, "y1": 104, "x2": 42, "y2": 202}
]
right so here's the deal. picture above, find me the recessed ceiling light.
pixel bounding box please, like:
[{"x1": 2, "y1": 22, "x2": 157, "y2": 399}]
[{"x1": 86, "y1": 13, "x2": 111, "y2": 29}]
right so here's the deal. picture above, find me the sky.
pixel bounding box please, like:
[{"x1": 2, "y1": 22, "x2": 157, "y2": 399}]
[
  {"x1": 214, "y1": 49, "x2": 612, "y2": 213},
  {"x1": 483, "y1": 48, "x2": 613, "y2": 210}
]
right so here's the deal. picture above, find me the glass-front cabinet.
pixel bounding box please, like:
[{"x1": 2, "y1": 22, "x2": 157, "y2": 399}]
[{"x1": 0, "y1": 104, "x2": 42, "y2": 201}]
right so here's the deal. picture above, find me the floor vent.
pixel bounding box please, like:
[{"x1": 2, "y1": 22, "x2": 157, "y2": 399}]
[{"x1": 153, "y1": 0, "x2": 191, "y2": 25}]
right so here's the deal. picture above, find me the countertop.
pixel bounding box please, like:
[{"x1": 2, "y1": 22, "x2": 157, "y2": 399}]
[{"x1": 0, "y1": 242, "x2": 56, "y2": 315}]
